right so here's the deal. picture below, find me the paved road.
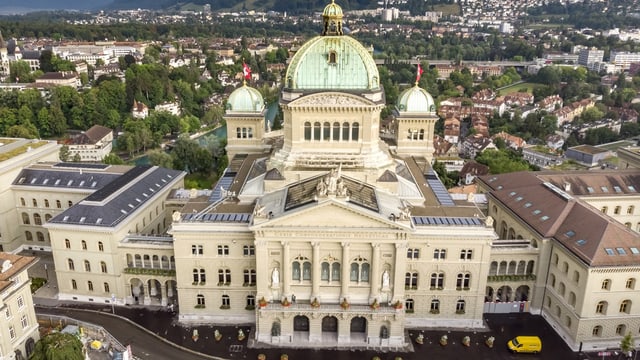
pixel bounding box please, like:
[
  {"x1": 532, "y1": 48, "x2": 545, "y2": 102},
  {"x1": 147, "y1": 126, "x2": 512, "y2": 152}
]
[{"x1": 36, "y1": 306, "x2": 219, "y2": 360}]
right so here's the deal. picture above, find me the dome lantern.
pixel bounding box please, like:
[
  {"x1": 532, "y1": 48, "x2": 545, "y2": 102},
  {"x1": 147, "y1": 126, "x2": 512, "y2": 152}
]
[{"x1": 322, "y1": 0, "x2": 343, "y2": 36}]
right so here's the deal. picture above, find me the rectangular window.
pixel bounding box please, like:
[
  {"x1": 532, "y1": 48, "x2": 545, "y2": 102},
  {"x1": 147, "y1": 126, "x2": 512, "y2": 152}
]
[
  {"x1": 433, "y1": 249, "x2": 446, "y2": 260},
  {"x1": 243, "y1": 245, "x2": 255, "y2": 256},
  {"x1": 192, "y1": 245, "x2": 203, "y2": 255},
  {"x1": 9, "y1": 326, "x2": 15, "y2": 340},
  {"x1": 460, "y1": 249, "x2": 473, "y2": 260},
  {"x1": 17, "y1": 296, "x2": 24, "y2": 309},
  {"x1": 21, "y1": 314, "x2": 28, "y2": 329},
  {"x1": 5, "y1": 307, "x2": 11, "y2": 319},
  {"x1": 217, "y1": 245, "x2": 229, "y2": 256}
]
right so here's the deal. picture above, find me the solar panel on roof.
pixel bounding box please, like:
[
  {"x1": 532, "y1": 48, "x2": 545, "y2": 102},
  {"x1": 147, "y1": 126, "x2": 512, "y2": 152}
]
[
  {"x1": 53, "y1": 163, "x2": 110, "y2": 170},
  {"x1": 425, "y1": 168, "x2": 455, "y2": 206}
]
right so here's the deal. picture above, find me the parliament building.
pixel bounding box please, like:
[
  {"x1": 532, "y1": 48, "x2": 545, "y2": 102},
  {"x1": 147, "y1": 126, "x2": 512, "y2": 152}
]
[{"x1": 0, "y1": 0, "x2": 637, "y2": 353}]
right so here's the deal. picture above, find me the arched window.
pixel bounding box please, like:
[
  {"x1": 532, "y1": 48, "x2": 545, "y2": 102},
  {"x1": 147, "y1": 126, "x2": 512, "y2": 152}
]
[
  {"x1": 620, "y1": 299, "x2": 631, "y2": 314},
  {"x1": 68, "y1": 259, "x2": 75, "y2": 271},
  {"x1": 292, "y1": 262, "x2": 301, "y2": 281},
  {"x1": 332, "y1": 122, "x2": 340, "y2": 141},
  {"x1": 405, "y1": 299, "x2": 414, "y2": 313},
  {"x1": 218, "y1": 269, "x2": 231, "y2": 285},
  {"x1": 246, "y1": 295, "x2": 255, "y2": 308},
  {"x1": 351, "y1": 122, "x2": 359, "y2": 141},
  {"x1": 98, "y1": 242, "x2": 104, "y2": 252},
  {"x1": 44, "y1": 199, "x2": 50, "y2": 208},
  {"x1": 87, "y1": 281, "x2": 93, "y2": 291},
  {"x1": 342, "y1": 122, "x2": 350, "y2": 141},
  {"x1": 616, "y1": 324, "x2": 627, "y2": 335},
  {"x1": 84, "y1": 260, "x2": 91, "y2": 272},
  {"x1": 32, "y1": 199, "x2": 37, "y2": 207},
  {"x1": 626, "y1": 278, "x2": 636, "y2": 289},
  {"x1": 456, "y1": 300, "x2": 466, "y2": 314},
  {"x1": 20, "y1": 197, "x2": 25, "y2": 206},
  {"x1": 25, "y1": 231, "x2": 33, "y2": 241},
  {"x1": 489, "y1": 261, "x2": 498, "y2": 275},
  {"x1": 349, "y1": 257, "x2": 369, "y2": 283},
  {"x1": 628, "y1": 205, "x2": 635, "y2": 215},
  {"x1": 104, "y1": 282, "x2": 110, "y2": 293},
  {"x1": 559, "y1": 282, "x2": 566, "y2": 296},
  {"x1": 304, "y1": 122, "x2": 311, "y2": 141},
  {"x1": 430, "y1": 299, "x2": 440, "y2": 313},
  {"x1": 21, "y1": 213, "x2": 30, "y2": 225},
  {"x1": 601, "y1": 206, "x2": 608, "y2": 214},
  {"x1": 405, "y1": 272, "x2": 418, "y2": 290},
  {"x1": 45, "y1": 214, "x2": 51, "y2": 222},
  {"x1": 221, "y1": 295, "x2": 230, "y2": 308},
  {"x1": 328, "y1": 51, "x2": 337, "y2": 64},
  {"x1": 196, "y1": 294, "x2": 205, "y2": 307},
  {"x1": 591, "y1": 325, "x2": 602, "y2": 337},
  {"x1": 100, "y1": 261, "x2": 107, "y2": 273},
  {"x1": 71, "y1": 279, "x2": 77, "y2": 290},
  {"x1": 313, "y1": 122, "x2": 321, "y2": 141},
  {"x1": 602, "y1": 279, "x2": 611, "y2": 290},
  {"x1": 81, "y1": 240, "x2": 87, "y2": 250},
  {"x1": 302, "y1": 262, "x2": 311, "y2": 280},
  {"x1": 430, "y1": 272, "x2": 444, "y2": 289},
  {"x1": 456, "y1": 273, "x2": 471, "y2": 290},
  {"x1": 36, "y1": 232, "x2": 44, "y2": 242},
  {"x1": 569, "y1": 292, "x2": 576, "y2": 307},
  {"x1": 243, "y1": 269, "x2": 256, "y2": 286},
  {"x1": 56, "y1": 200, "x2": 61, "y2": 209},
  {"x1": 323, "y1": 122, "x2": 330, "y2": 141},
  {"x1": 595, "y1": 301, "x2": 607, "y2": 314}
]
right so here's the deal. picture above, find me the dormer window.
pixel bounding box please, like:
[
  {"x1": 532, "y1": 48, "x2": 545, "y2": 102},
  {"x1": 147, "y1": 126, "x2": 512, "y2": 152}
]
[{"x1": 328, "y1": 51, "x2": 337, "y2": 64}]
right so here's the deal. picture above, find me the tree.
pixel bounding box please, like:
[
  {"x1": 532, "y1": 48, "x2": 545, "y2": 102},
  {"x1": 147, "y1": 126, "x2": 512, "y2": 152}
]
[
  {"x1": 103, "y1": 153, "x2": 124, "y2": 165},
  {"x1": 476, "y1": 149, "x2": 531, "y2": 174},
  {"x1": 149, "y1": 150, "x2": 174, "y2": 169},
  {"x1": 620, "y1": 332, "x2": 634, "y2": 358},
  {"x1": 30, "y1": 332, "x2": 84, "y2": 360}
]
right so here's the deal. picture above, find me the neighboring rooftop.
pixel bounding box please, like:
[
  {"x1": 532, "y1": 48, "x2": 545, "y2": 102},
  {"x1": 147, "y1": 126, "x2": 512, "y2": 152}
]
[{"x1": 0, "y1": 252, "x2": 38, "y2": 293}]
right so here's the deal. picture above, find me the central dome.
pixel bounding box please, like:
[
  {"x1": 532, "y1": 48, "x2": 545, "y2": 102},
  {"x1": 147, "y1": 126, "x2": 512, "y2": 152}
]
[{"x1": 285, "y1": 37, "x2": 380, "y2": 91}]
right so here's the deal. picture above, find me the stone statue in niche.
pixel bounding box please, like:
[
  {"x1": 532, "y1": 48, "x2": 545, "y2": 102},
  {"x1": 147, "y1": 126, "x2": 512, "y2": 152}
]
[
  {"x1": 382, "y1": 269, "x2": 390, "y2": 288},
  {"x1": 271, "y1": 267, "x2": 280, "y2": 286}
]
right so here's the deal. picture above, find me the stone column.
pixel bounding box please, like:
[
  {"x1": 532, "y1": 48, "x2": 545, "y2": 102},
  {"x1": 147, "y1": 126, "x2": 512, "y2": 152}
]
[
  {"x1": 282, "y1": 241, "x2": 291, "y2": 299},
  {"x1": 369, "y1": 243, "x2": 380, "y2": 300},
  {"x1": 311, "y1": 242, "x2": 320, "y2": 299},
  {"x1": 255, "y1": 238, "x2": 270, "y2": 300},
  {"x1": 392, "y1": 238, "x2": 407, "y2": 302},
  {"x1": 160, "y1": 282, "x2": 168, "y2": 306},
  {"x1": 340, "y1": 242, "x2": 350, "y2": 300}
]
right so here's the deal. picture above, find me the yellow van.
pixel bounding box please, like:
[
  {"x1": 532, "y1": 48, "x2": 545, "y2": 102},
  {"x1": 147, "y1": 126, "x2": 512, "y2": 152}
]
[{"x1": 507, "y1": 336, "x2": 542, "y2": 353}]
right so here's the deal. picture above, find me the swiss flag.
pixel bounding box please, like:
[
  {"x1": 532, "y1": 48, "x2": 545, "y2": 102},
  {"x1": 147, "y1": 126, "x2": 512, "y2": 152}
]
[
  {"x1": 416, "y1": 63, "x2": 423, "y2": 83},
  {"x1": 243, "y1": 62, "x2": 251, "y2": 80}
]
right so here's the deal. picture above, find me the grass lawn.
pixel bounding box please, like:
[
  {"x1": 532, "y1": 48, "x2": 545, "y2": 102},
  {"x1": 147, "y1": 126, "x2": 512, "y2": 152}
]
[
  {"x1": 498, "y1": 82, "x2": 543, "y2": 95},
  {"x1": 433, "y1": 4, "x2": 461, "y2": 16},
  {"x1": 185, "y1": 172, "x2": 216, "y2": 190}
]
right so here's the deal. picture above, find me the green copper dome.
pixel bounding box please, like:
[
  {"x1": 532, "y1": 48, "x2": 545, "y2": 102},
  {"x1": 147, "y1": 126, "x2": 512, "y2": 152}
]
[
  {"x1": 227, "y1": 84, "x2": 264, "y2": 113},
  {"x1": 396, "y1": 85, "x2": 436, "y2": 114},
  {"x1": 285, "y1": 36, "x2": 380, "y2": 91}
]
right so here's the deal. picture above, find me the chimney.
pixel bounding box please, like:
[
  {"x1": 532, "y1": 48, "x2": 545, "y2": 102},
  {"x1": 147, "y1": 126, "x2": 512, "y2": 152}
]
[{"x1": 563, "y1": 182, "x2": 571, "y2": 192}]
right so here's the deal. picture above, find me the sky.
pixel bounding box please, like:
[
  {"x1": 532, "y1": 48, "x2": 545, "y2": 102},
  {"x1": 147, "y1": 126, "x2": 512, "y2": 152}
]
[{"x1": 0, "y1": 0, "x2": 112, "y2": 11}]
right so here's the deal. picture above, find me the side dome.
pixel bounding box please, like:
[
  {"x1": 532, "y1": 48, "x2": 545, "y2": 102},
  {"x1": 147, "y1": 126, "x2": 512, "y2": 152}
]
[
  {"x1": 396, "y1": 85, "x2": 436, "y2": 114},
  {"x1": 226, "y1": 85, "x2": 264, "y2": 113},
  {"x1": 285, "y1": 36, "x2": 380, "y2": 91}
]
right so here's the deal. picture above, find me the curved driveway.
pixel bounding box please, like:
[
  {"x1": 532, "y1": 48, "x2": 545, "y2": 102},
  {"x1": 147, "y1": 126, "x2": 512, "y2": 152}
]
[{"x1": 36, "y1": 306, "x2": 221, "y2": 360}]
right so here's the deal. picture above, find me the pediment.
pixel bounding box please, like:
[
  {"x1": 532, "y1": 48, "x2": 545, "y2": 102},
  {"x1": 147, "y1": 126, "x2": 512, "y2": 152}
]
[
  {"x1": 289, "y1": 92, "x2": 374, "y2": 107},
  {"x1": 252, "y1": 199, "x2": 407, "y2": 231}
]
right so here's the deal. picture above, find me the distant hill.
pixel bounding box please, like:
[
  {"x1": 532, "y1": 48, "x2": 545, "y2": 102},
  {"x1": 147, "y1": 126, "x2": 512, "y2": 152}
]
[
  {"x1": 106, "y1": 0, "x2": 378, "y2": 13},
  {"x1": 0, "y1": 0, "x2": 111, "y2": 11}
]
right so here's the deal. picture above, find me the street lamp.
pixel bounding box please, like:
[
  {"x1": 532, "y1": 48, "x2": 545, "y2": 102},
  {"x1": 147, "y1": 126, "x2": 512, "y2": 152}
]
[
  {"x1": 111, "y1": 294, "x2": 116, "y2": 314},
  {"x1": 44, "y1": 263, "x2": 48, "y2": 281}
]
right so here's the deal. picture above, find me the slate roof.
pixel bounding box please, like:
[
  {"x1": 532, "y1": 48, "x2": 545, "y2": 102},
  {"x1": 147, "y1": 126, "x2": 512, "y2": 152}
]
[
  {"x1": 13, "y1": 163, "x2": 123, "y2": 190},
  {"x1": 479, "y1": 171, "x2": 640, "y2": 267},
  {"x1": 72, "y1": 125, "x2": 112, "y2": 145},
  {"x1": 48, "y1": 166, "x2": 184, "y2": 228}
]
